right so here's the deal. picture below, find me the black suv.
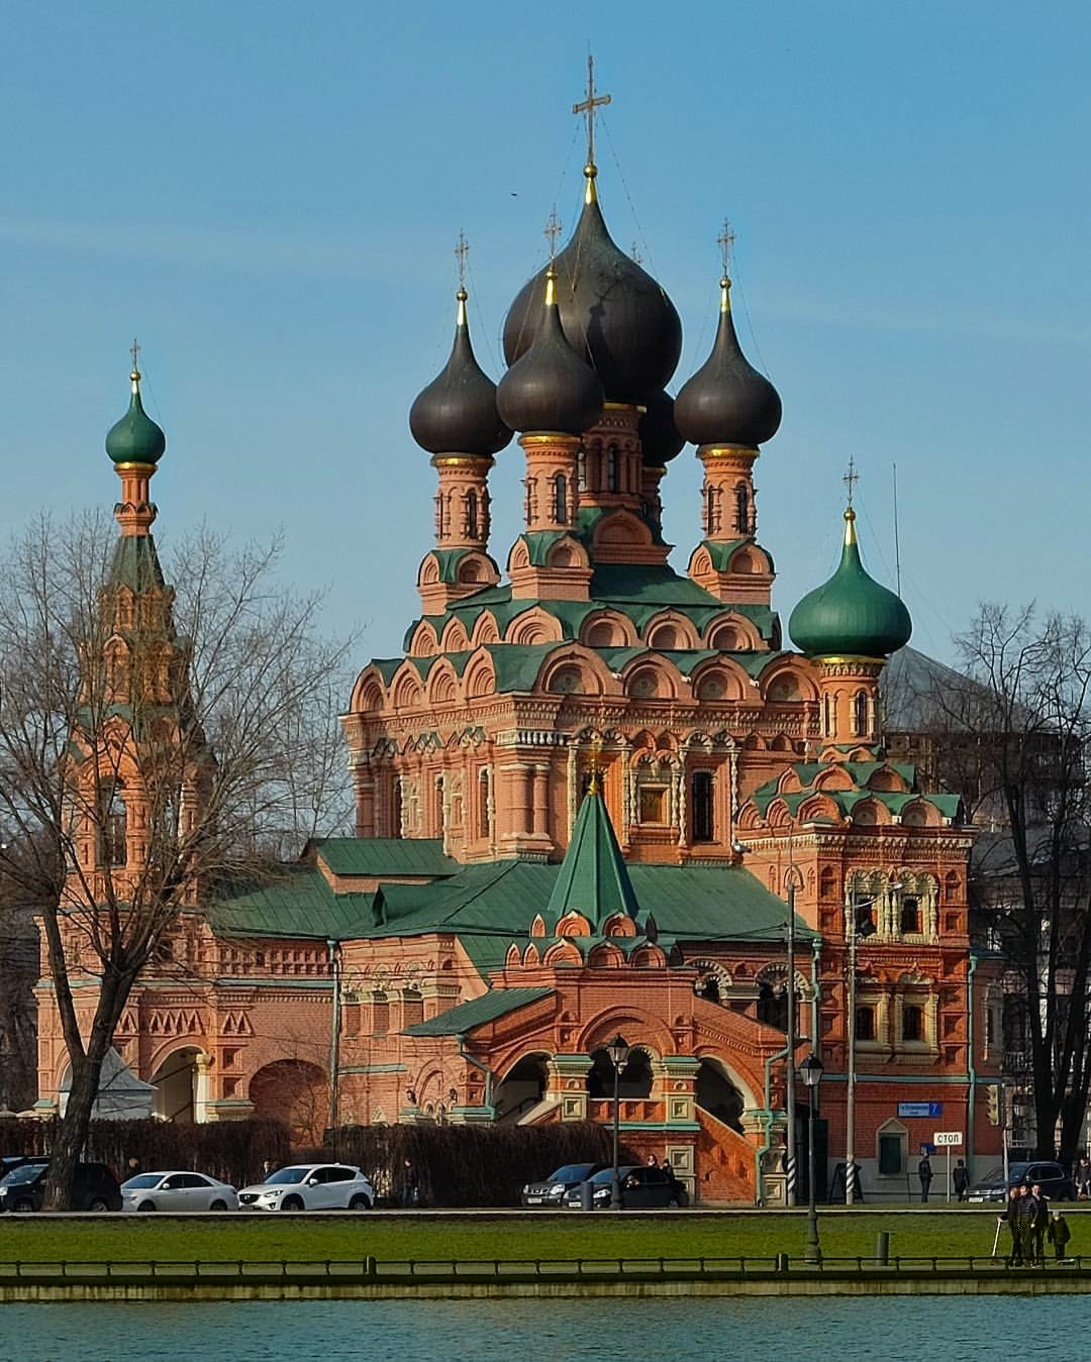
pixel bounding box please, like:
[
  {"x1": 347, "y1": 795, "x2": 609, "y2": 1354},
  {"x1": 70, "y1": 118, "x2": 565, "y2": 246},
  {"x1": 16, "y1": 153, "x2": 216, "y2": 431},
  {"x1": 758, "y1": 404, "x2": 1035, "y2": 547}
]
[
  {"x1": 0, "y1": 1161, "x2": 121, "y2": 1212},
  {"x1": 968, "y1": 1160, "x2": 1075, "y2": 1204},
  {"x1": 563, "y1": 1164, "x2": 690, "y2": 1209},
  {"x1": 521, "y1": 1161, "x2": 608, "y2": 1207}
]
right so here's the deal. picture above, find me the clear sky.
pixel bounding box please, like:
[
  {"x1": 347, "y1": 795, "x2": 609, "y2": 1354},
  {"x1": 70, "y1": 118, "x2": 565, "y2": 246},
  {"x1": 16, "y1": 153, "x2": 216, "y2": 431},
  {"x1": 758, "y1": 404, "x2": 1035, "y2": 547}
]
[{"x1": 2, "y1": 1, "x2": 1088, "y2": 669}]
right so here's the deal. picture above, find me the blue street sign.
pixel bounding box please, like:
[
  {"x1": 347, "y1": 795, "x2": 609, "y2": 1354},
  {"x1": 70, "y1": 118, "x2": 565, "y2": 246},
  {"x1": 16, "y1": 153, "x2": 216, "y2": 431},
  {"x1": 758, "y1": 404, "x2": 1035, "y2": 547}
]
[{"x1": 898, "y1": 1101, "x2": 942, "y2": 1118}]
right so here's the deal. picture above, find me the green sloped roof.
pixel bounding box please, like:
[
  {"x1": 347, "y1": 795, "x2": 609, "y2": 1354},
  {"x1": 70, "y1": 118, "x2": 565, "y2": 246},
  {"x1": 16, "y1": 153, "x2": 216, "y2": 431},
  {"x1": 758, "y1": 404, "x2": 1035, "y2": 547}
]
[
  {"x1": 545, "y1": 787, "x2": 640, "y2": 927},
  {"x1": 108, "y1": 534, "x2": 167, "y2": 595},
  {"x1": 207, "y1": 866, "x2": 375, "y2": 941},
  {"x1": 698, "y1": 538, "x2": 777, "y2": 575},
  {"x1": 311, "y1": 838, "x2": 457, "y2": 878},
  {"x1": 403, "y1": 986, "x2": 555, "y2": 1036}
]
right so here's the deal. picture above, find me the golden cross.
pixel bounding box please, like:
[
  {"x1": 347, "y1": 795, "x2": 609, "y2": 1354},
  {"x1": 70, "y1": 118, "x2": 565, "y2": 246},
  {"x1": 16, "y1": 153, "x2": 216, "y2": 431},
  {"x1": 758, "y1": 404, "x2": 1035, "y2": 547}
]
[
  {"x1": 844, "y1": 457, "x2": 859, "y2": 508},
  {"x1": 718, "y1": 218, "x2": 735, "y2": 277},
  {"x1": 454, "y1": 230, "x2": 469, "y2": 288},
  {"x1": 130, "y1": 337, "x2": 141, "y2": 375},
  {"x1": 543, "y1": 209, "x2": 562, "y2": 259},
  {"x1": 572, "y1": 53, "x2": 611, "y2": 169}
]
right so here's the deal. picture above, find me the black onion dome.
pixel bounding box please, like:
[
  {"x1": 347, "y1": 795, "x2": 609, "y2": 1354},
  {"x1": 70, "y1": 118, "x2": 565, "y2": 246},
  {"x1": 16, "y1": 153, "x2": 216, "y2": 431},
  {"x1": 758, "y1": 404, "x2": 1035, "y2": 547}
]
[
  {"x1": 639, "y1": 389, "x2": 685, "y2": 466},
  {"x1": 409, "y1": 290, "x2": 513, "y2": 456},
  {"x1": 674, "y1": 278, "x2": 782, "y2": 448},
  {"x1": 496, "y1": 271, "x2": 604, "y2": 436},
  {"x1": 502, "y1": 178, "x2": 682, "y2": 404}
]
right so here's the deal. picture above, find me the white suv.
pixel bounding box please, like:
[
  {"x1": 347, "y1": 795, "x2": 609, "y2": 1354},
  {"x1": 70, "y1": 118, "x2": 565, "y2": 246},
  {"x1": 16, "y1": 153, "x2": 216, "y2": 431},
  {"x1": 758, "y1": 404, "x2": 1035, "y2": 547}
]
[{"x1": 237, "y1": 1164, "x2": 375, "y2": 1212}]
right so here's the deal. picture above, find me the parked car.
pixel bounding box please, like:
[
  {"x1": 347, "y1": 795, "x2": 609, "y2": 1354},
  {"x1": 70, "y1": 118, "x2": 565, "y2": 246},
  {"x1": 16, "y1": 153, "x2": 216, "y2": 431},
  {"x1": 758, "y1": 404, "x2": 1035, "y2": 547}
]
[
  {"x1": 562, "y1": 1164, "x2": 689, "y2": 1210},
  {"x1": 0, "y1": 1161, "x2": 121, "y2": 1212},
  {"x1": 521, "y1": 1161, "x2": 608, "y2": 1207},
  {"x1": 0, "y1": 1155, "x2": 50, "y2": 1208},
  {"x1": 237, "y1": 1164, "x2": 375, "y2": 1212},
  {"x1": 121, "y1": 1170, "x2": 239, "y2": 1213},
  {"x1": 967, "y1": 1160, "x2": 1075, "y2": 1203}
]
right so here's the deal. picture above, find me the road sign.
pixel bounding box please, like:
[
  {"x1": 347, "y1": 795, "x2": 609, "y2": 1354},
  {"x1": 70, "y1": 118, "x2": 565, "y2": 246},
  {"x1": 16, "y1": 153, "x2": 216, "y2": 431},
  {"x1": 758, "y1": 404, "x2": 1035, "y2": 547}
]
[
  {"x1": 933, "y1": 1131, "x2": 963, "y2": 1147},
  {"x1": 899, "y1": 1102, "x2": 942, "y2": 1118}
]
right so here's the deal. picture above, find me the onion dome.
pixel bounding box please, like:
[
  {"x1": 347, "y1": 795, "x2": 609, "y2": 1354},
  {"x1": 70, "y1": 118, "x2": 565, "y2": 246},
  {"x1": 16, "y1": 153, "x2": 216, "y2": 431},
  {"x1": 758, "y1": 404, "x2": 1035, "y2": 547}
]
[
  {"x1": 502, "y1": 170, "x2": 682, "y2": 405},
  {"x1": 497, "y1": 268, "x2": 604, "y2": 436},
  {"x1": 105, "y1": 364, "x2": 166, "y2": 464},
  {"x1": 674, "y1": 276, "x2": 782, "y2": 448},
  {"x1": 409, "y1": 288, "x2": 513, "y2": 457},
  {"x1": 789, "y1": 509, "x2": 912, "y2": 658},
  {"x1": 639, "y1": 389, "x2": 685, "y2": 466}
]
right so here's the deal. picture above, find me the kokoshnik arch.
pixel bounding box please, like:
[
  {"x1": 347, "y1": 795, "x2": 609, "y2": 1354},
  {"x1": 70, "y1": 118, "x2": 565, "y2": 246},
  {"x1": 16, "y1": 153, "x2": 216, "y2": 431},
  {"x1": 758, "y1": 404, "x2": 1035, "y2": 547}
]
[{"x1": 34, "y1": 78, "x2": 1003, "y2": 1201}]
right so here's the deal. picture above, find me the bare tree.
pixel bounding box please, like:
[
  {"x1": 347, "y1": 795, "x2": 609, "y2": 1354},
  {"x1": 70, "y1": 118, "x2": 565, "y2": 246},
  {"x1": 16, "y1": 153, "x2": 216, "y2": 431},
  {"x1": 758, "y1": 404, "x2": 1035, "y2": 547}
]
[
  {"x1": 0, "y1": 511, "x2": 353, "y2": 1206},
  {"x1": 904, "y1": 605, "x2": 1091, "y2": 1163}
]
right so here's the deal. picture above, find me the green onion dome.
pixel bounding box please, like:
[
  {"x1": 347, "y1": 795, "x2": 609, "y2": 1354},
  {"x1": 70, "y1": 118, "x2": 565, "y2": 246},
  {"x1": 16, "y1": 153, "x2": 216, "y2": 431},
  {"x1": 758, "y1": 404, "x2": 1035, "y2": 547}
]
[
  {"x1": 639, "y1": 389, "x2": 685, "y2": 466},
  {"x1": 409, "y1": 288, "x2": 513, "y2": 457},
  {"x1": 105, "y1": 368, "x2": 166, "y2": 464},
  {"x1": 789, "y1": 509, "x2": 912, "y2": 658},
  {"x1": 674, "y1": 276, "x2": 781, "y2": 448},
  {"x1": 497, "y1": 268, "x2": 604, "y2": 436},
  {"x1": 502, "y1": 171, "x2": 682, "y2": 405}
]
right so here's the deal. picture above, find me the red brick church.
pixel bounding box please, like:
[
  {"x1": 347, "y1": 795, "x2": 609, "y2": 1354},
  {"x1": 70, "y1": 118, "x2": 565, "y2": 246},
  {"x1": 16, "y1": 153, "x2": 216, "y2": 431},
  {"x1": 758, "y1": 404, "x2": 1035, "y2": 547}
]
[{"x1": 34, "y1": 90, "x2": 1003, "y2": 1202}]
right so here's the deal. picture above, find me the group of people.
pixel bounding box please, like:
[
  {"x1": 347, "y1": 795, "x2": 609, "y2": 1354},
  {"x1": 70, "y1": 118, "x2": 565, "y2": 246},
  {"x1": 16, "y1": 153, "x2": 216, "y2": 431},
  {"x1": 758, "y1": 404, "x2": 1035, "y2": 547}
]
[{"x1": 1000, "y1": 1182, "x2": 1071, "y2": 1266}]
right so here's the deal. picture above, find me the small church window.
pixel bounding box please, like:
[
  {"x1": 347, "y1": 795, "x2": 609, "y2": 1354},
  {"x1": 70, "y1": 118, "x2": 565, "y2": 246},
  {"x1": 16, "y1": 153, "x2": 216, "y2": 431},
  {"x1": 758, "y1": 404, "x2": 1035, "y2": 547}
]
[
  {"x1": 692, "y1": 770, "x2": 714, "y2": 842},
  {"x1": 99, "y1": 784, "x2": 127, "y2": 868},
  {"x1": 606, "y1": 445, "x2": 620, "y2": 493},
  {"x1": 553, "y1": 473, "x2": 567, "y2": 524},
  {"x1": 735, "y1": 484, "x2": 749, "y2": 534},
  {"x1": 466, "y1": 490, "x2": 479, "y2": 540},
  {"x1": 639, "y1": 785, "x2": 667, "y2": 824},
  {"x1": 856, "y1": 1005, "x2": 876, "y2": 1042},
  {"x1": 902, "y1": 1003, "x2": 924, "y2": 1042},
  {"x1": 853, "y1": 689, "x2": 869, "y2": 737},
  {"x1": 900, "y1": 896, "x2": 921, "y2": 935}
]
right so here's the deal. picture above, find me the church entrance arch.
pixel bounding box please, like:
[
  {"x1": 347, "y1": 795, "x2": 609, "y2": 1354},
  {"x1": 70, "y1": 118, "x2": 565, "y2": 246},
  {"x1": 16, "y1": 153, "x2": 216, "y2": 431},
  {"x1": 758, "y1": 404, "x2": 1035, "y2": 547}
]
[
  {"x1": 249, "y1": 1060, "x2": 327, "y2": 1145},
  {"x1": 587, "y1": 1045, "x2": 654, "y2": 1099},
  {"x1": 494, "y1": 1053, "x2": 550, "y2": 1123},
  {"x1": 151, "y1": 1047, "x2": 209, "y2": 1124},
  {"x1": 695, "y1": 1058, "x2": 745, "y2": 1131}
]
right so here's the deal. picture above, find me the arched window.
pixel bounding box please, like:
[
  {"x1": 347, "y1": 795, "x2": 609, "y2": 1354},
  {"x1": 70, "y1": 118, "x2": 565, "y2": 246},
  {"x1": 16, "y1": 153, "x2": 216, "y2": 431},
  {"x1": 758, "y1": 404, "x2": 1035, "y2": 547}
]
[
  {"x1": 735, "y1": 484, "x2": 749, "y2": 534},
  {"x1": 606, "y1": 445, "x2": 620, "y2": 493},
  {"x1": 433, "y1": 777, "x2": 445, "y2": 836},
  {"x1": 853, "y1": 689, "x2": 869, "y2": 737},
  {"x1": 553, "y1": 472, "x2": 567, "y2": 524},
  {"x1": 823, "y1": 694, "x2": 833, "y2": 736},
  {"x1": 691, "y1": 770, "x2": 714, "y2": 842},
  {"x1": 902, "y1": 1004, "x2": 924, "y2": 1042},
  {"x1": 705, "y1": 485, "x2": 720, "y2": 536},
  {"x1": 478, "y1": 769, "x2": 491, "y2": 840},
  {"x1": 391, "y1": 778, "x2": 403, "y2": 839},
  {"x1": 466, "y1": 489, "x2": 479, "y2": 540},
  {"x1": 900, "y1": 896, "x2": 921, "y2": 934},
  {"x1": 856, "y1": 1005, "x2": 876, "y2": 1041},
  {"x1": 757, "y1": 982, "x2": 788, "y2": 1031}
]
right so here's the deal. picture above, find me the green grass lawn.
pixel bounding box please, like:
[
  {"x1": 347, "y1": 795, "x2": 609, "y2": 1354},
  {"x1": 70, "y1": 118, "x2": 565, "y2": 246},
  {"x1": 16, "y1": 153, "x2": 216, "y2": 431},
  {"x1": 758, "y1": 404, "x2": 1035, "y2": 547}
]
[{"x1": 4, "y1": 1208, "x2": 1078, "y2": 1266}]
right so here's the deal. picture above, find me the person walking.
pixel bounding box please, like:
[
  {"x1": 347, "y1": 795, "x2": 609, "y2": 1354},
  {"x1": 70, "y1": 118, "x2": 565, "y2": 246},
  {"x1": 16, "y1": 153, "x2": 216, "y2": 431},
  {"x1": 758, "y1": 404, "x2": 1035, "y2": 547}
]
[
  {"x1": 1048, "y1": 1210, "x2": 1072, "y2": 1261},
  {"x1": 953, "y1": 1158, "x2": 970, "y2": 1203},
  {"x1": 1001, "y1": 1186, "x2": 1024, "y2": 1266},
  {"x1": 398, "y1": 1157, "x2": 420, "y2": 1208},
  {"x1": 1028, "y1": 1182, "x2": 1050, "y2": 1264},
  {"x1": 918, "y1": 1154, "x2": 933, "y2": 1204},
  {"x1": 1076, "y1": 1156, "x2": 1091, "y2": 1201}
]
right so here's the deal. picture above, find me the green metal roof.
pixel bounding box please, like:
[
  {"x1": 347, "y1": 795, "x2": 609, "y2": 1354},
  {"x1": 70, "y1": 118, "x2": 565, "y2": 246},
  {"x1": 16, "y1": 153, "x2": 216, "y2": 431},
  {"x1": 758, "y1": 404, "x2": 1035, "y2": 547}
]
[
  {"x1": 403, "y1": 986, "x2": 555, "y2": 1036},
  {"x1": 207, "y1": 865, "x2": 375, "y2": 941},
  {"x1": 545, "y1": 787, "x2": 640, "y2": 928},
  {"x1": 108, "y1": 535, "x2": 167, "y2": 594},
  {"x1": 311, "y1": 838, "x2": 458, "y2": 878}
]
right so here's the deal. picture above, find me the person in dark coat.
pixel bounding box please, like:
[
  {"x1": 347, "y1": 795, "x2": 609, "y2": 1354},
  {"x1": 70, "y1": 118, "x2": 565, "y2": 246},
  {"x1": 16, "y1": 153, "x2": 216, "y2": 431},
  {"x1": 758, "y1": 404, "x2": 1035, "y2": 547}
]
[
  {"x1": 398, "y1": 1158, "x2": 420, "y2": 1208},
  {"x1": 918, "y1": 1155, "x2": 933, "y2": 1203},
  {"x1": 952, "y1": 1159, "x2": 970, "y2": 1202},
  {"x1": 1001, "y1": 1186, "x2": 1024, "y2": 1265},
  {"x1": 1048, "y1": 1210, "x2": 1072, "y2": 1261},
  {"x1": 1028, "y1": 1182, "x2": 1050, "y2": 1264}
]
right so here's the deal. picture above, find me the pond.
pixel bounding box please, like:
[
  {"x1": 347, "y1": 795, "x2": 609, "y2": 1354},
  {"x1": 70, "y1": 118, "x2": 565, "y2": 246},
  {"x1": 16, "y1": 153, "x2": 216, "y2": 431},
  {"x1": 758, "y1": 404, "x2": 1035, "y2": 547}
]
[{"x1": 6, "y1": 1294, "x2": 1080, "y2": 1361}]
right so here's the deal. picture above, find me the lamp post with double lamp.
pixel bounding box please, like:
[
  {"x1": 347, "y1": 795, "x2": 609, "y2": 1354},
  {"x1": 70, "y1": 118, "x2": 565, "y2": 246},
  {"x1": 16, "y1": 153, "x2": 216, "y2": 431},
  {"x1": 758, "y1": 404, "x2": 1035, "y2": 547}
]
[
  {"x1": 845, "y1": 877, "x2": 900, "y2": 1205},
  {"x1": 783, "y1": 867, "x2": 802, "y2": 1207},
  {"x1": 607, "y1": 1033, "x2": 630, "y2": 1210},
  {"x1": 800, "y1": 1052, "x2": 824, "y2": 1264}
]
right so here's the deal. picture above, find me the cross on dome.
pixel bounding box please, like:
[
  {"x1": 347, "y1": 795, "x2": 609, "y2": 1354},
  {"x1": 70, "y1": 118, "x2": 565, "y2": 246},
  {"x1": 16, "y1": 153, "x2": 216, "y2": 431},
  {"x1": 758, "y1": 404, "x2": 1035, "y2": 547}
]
[{"x1": 572, "y1": 53, "x2": 611, "y2": 173}]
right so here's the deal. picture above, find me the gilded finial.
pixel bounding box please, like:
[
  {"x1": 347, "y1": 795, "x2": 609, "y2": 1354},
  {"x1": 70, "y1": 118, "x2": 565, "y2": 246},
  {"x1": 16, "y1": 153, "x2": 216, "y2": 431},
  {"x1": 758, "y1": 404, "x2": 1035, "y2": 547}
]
[
  {"x1": 454, "y1": 231, "x2": 469, "y2": 324},
  {"x1": 573, "y1": 53, "x2": 610, "y2": 198},
  {"x1": 130, "y1": 337, "x2": 142, "y2": 393},
  {"x1": 587, "y1": 765, "x2": 603, "y2": 797},
  {"x1": 544, "y1": 263, "x2": 557, "y2": 309}
]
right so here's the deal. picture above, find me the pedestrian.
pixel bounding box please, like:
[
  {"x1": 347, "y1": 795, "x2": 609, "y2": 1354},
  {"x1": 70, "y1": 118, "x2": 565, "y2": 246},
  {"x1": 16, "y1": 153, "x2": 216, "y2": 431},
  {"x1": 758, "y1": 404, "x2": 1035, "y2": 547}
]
[
  {"x1": 1013, "y1": 1184, "x2": 1034, "y2": 1266},
  {"x1": 398, "y1": 1157, "x2": 420, "y2": 1208},
  {"x1": 953, "y1": 1158, "x2": 970, "y2": 1202},
  {"x1": 1028, "y1": 1182, "x2": 1050, "y2": 1264},
  {"x1": 1076, "y1": 1156, "x2": 1091, "y2": 1201},
  {"x1": 1001, "y1": 1186, "x2": 1023, "y2": 1266},
  {"x1": 918, "y1": 1154, "x2": 933, "y2": 1204},
  {"x1": 1047, "y1": 1210, "x2": 1072, "y2": 1261},
  {"x1": 645, "y1": 1154, "x2": 659, "y2": 1168},
  {"x1": 126, "y1": 1156, "x2": 142, "y2": 1178}
]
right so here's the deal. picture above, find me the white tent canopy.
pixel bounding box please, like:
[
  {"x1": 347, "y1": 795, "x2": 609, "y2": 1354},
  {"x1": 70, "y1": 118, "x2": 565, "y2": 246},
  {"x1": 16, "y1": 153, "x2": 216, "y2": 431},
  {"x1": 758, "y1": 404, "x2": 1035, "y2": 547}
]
[{"x1": 58, "y1": 1047, "x2": 156, "y2": 1121}]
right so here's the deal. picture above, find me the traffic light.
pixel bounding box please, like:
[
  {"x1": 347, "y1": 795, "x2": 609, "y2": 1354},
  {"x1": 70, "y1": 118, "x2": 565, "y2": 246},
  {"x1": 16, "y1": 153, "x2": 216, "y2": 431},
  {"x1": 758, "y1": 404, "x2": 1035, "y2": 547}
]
[{"x1": 986, "y1": 1084, "x2": 1001, "y2": 1126}]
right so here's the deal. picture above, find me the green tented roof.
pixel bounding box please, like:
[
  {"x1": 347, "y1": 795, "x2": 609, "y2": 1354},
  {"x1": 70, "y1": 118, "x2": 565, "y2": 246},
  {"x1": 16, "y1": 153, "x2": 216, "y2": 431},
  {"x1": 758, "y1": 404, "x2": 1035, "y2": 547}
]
[
  {"x1": 545, "y1": 788, "x2": 640, "y2": 927},
  {"x1": 403, "y1": 986, "x2": 555, "y2": 1036},
  {"x1": 311, "y1": 838, "x2": 457, "y2": 878},
  {"x1": 108, "y1": 535, "x2": 167, "y2": 595}
]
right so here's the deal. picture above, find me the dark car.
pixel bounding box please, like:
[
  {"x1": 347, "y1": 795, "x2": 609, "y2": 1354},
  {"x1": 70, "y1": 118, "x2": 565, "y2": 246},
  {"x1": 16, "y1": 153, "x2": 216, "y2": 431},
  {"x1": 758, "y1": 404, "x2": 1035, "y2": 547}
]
[
  {"x1": 563, "y1": 1164, "x2": 689, "y2": 1210},
  {"x1": 521, "y1": 1162, "x2": 608, "y2": 1207},
  {"x1": 0, "y1": 1161, "x2": 121, "y2": 1213},
  {"x1": 0, "y1": 1155, "x2": 49, "y2": 1209},
  {"x1": 967, "y1": 1160, "x2": 1075, "y2": 1204}
]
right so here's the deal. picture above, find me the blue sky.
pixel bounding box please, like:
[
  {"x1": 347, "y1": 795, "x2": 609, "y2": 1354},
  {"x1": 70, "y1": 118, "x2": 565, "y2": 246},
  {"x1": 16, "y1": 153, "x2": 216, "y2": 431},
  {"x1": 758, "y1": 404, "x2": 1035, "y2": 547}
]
[{"x1": 2, "y1": 1, "x2": 1088, "y2": 667}]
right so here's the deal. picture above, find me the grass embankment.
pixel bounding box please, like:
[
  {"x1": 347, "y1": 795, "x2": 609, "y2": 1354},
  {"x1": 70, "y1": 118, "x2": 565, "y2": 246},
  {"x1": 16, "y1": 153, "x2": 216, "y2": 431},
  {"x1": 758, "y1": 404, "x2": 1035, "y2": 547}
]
[{"x1": 3, "y1": 1208, "x2": 1075, "y2": 1266}]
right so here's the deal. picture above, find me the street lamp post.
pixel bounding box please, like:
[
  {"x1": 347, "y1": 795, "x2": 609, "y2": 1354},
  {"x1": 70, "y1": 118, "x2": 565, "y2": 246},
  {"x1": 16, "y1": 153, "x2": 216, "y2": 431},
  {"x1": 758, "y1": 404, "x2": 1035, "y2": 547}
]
[
  {"x1": 784, "y1": 870, "x2": 800, "y2": 1207},
  {"x1": 800, "y1": 1052, "x2": 824, "y2": 1264},
  {"x1": 607, "y1": 1033, "x2": 630, "y2": 1211}
]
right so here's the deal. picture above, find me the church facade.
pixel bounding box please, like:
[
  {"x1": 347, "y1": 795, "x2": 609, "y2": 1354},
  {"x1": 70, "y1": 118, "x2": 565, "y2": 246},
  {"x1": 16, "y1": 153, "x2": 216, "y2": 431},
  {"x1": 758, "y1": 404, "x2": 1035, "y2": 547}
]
[{"x1": 34, "y1": 106, "x2": 1004, "y2": 1202}]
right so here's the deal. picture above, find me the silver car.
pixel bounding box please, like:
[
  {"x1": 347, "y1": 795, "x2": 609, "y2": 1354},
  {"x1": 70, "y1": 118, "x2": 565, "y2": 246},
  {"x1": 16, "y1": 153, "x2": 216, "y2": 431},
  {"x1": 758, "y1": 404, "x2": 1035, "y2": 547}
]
[
  {"x1": 237, "y1": 1163, "x2": 375, "y2": 1212},
  {"x1": 121, "y1": 1170, "x2": 239, "y2": 1212}
]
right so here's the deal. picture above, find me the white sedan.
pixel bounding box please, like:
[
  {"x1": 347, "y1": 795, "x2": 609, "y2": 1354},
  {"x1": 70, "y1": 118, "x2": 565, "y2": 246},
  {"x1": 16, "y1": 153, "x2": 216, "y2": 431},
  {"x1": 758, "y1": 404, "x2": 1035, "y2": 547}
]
[
  {"x1": 121, "y1": 1170, "x2": 239, "y2": 1212},
  {"x1": 237, "y1": 1163, "x2": 375, "y2": 1211}
]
